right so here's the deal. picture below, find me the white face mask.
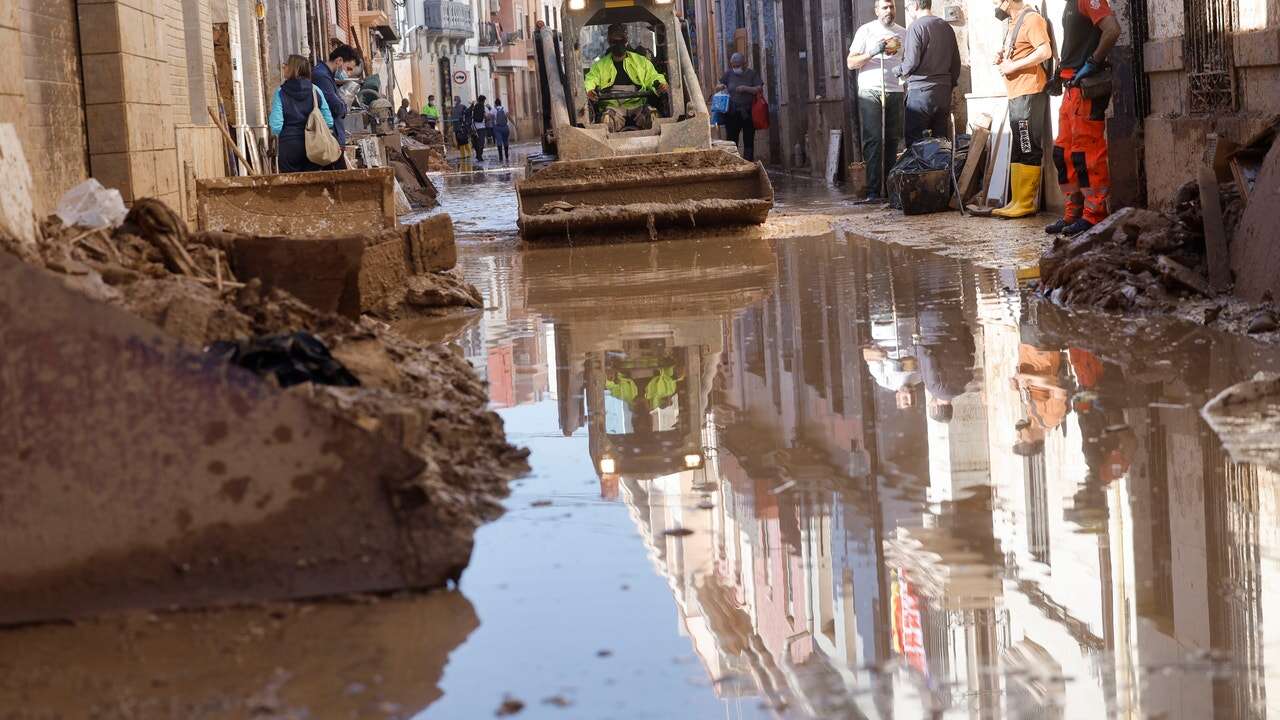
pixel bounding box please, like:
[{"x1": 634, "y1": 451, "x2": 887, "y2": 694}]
[{"x1": 336, "y1": 69, "x2": 348, "y2": 80}]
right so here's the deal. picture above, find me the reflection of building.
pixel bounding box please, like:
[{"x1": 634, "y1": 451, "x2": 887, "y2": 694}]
[{"x1": 610, "y1": 228, "x2": 1280, "y2": 718}]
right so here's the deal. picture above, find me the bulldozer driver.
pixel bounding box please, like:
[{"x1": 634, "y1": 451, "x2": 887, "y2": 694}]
[{"x1": 584, "y1": 23, "x2": 670, "y2": 133}]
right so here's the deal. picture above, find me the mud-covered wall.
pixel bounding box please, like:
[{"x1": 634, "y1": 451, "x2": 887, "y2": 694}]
[
  {"x1": 1143, "y1": 0, "x2": 1280, "y2": 207},
  {"x1": 15, "y1": 0, "x2": 89, "y2": 216}
]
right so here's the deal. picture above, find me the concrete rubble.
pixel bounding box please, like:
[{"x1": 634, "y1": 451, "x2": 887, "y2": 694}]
[{"x1": 0, "y1": 180, "x2": 527, "y2": 624}]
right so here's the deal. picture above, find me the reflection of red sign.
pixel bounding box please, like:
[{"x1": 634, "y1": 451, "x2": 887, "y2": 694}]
[
  {"x1": 891, "y1": 571, "x2": 928, "y2": 676},
  {"x1": 452, "y1": 70, "x2": 468, "y2": 85}
]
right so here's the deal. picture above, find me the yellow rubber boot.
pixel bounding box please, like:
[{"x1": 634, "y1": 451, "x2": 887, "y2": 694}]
[{"x1": 993, "y1": 163, "x2": 1042, "y2": 219}]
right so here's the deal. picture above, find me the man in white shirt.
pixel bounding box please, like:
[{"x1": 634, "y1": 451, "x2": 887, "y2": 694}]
[{"x1": 848, "y1": 0, "x2": 908, "y2": 202}]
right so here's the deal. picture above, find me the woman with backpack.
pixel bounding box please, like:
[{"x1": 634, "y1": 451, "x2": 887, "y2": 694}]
[
  {"x1": 491, "y1": 99, "x2": 511, "y2": 163},
  {"x1": 268, "y1": 54, "x2": 336, "y2": 173},
  {"x1": 470, "y1": 95, "x2": 489, "y2": 161}
]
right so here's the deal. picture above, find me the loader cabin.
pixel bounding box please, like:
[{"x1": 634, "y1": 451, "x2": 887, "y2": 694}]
[{"x1": 561, "y1": 0, "x2": 699, "y2": 136}]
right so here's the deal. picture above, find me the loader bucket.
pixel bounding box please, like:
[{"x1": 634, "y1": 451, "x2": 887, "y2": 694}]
[{"x1": 516, "y1": 149, "x2": 773, "y2": 243}]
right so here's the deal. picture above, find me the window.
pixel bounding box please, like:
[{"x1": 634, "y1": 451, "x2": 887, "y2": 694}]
[{"x1": 1184, "y1": 0, "x2": 1239, "y2": 112}]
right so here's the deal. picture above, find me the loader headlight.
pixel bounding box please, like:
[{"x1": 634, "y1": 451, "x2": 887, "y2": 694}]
[
  {"x1": 600, "y1": 457, "x2": 617, "y2": 475},
  {"x1": 568, "y1": 0, "x2": 585, "y2": 9},
  {"x1": 655, "y1": 0, "x2": 673, "y2": 3},
  {"x1": 684, "y1": 454, "x2": 703, "y2": 468}
]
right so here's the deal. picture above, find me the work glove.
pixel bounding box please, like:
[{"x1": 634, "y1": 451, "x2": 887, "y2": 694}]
[{"x1": 1069, "y1": 60, "x2": 1101, "y2": 87}]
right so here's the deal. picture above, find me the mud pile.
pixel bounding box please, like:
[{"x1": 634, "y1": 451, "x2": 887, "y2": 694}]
[
  {"x1": 401, "y1": 124, "x2": 452, "y2": 173},
  {"x1": 1, "y1": 197, "x2": 529, "y2": 620},
  {"x1": 1039, "y1": 182, "x2": 1245, "y2": 312}
]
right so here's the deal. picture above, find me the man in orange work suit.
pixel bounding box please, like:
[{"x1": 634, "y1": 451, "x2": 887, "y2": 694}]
[{"x1": 1045, "y1": 0, "x2": 1121, "y2": 237}]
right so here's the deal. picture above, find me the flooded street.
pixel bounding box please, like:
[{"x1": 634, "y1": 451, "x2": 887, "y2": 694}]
[
  {"x1": 6, "y1": 160, "x2": 1280, "y2": 720},
  {"x1": 433, "y1": 164, "x2": 1280, "y2": 718}
]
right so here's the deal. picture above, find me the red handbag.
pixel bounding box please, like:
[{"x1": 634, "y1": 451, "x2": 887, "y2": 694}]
[{"x1": 752, "y1": 93, "x2": 770, "y2": 130}]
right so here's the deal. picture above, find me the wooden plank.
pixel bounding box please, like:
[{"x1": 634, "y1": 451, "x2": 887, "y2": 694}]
[
  {"x1": 826, "y1": 128, "x2": 842, "y2": 185},
  {"x1": 953, "y1": 126, "x2": 990, "y2": 209},
  {"x1": 1197, "y1": 166, "x2": 1231, "y2": 293},
  {"x1": 1231, "y1": 152, "x2": 1263, "y2": 206}
]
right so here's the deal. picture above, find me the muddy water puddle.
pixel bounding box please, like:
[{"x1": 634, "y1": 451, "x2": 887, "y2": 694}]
[{"x1": 439, "y1": 190, "x2": 1280, "y2": 717}]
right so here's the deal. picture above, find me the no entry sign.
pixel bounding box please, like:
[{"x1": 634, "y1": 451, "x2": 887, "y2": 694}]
[{"x1": 453, "y1": 70, "x2": 468, "y2": 85}]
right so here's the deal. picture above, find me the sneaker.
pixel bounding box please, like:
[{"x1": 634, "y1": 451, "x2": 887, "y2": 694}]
[
  {"x1": 855, "y1": 193, "x2": 886, "y2": 205},
  {"x1": 1044, "y1": 218, "x2": 1073, "y2": 234},
  {"x1": 1062, "y1": 218, "x2": 1094, "y2": 237}
]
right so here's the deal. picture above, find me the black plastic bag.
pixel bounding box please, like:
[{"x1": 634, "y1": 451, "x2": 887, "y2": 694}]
[
  {"x1": 888, "y1": 137, "x2": 967, "y2": 214},
  {"x1": 207, "y1": 332, "x2": 361, "y2": 388}
]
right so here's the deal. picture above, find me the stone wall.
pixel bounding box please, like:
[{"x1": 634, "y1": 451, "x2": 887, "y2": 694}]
[{"x1": 14, "y1": 0, "x2": 89, "y2": 216}]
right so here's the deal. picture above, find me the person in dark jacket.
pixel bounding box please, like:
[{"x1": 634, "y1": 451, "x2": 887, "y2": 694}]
[
  {"x1": 715, "y1": 53, "x2": 764, "y2": 161},
  {"x1": 470, "y1": 95, "x2": 489, "y2": 161},
  {"x1": 312, "y1": 44, "x2": 357, "y2": 167},
  {"x1": 268, "y1": 55, "x2": 335, "y2": 173},
  {"x1": 894, "y1": 0, "x2": 961, "y2": 144}
]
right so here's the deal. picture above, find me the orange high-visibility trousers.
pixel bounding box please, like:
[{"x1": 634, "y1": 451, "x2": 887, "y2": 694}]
[{"x1": 1052, "y1": 82, "x2": 1111, "y2": 225}]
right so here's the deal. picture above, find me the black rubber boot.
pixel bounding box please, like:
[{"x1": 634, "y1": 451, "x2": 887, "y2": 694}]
[
  {"x1": 1044, "y1": 218, "x2": 1074, "y2": 234},
  {"x1": 1062, "y1": 218, "x2": 1095, "y2": 237}
]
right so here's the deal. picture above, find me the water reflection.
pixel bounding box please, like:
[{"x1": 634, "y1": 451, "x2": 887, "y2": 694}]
[{"x1": 463, "y1": 226, "x2": 1280, "y2": 718}]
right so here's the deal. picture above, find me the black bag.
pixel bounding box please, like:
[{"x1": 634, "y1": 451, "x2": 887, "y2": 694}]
[
  {"x1": 888, "y1": 138, "x2": 956, "y2": 214},
  {"x1": 207, "y1": 332, "x2": 361, "y2": 388}
]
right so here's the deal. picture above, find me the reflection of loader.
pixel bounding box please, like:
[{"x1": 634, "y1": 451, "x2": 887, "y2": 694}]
[{"x1": 519, "y1": 0, "x2": 773, "y2": 242}]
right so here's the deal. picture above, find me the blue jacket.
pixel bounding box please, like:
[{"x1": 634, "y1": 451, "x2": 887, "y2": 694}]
[
  {"x1": 268, "y1": 79, "x2": 334, "y2": 137},
  {"x1": 311, "y1": 62, "x2": 348, "y2": 143}
]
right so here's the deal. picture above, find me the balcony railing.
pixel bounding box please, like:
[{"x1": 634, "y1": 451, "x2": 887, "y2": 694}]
[
  {"x1": 424, "y1": 0, "x2": 474, "y2": 38},
  {"x1": 477, "y1": 20, "x2": 501, "y2": 50},
  {"x1": 356, "y1": 0, "x2": 390, "y2": 23}
]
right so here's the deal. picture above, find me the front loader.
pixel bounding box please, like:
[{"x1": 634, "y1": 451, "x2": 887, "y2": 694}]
[{"x1": 518, "y1": 0, "x2": 774, "y2": 243}]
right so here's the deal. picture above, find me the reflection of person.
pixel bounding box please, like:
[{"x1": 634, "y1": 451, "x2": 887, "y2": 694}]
[
  {"x1": 645, "y1": 366, "x2": 682, "y2": 432},
  {"x1": 895, "y1": 0, "x2": 961, "y2": 145},
  {"x1": 715, "y1": 53, "x2": 764, "y2": 161},
  {"x1": 585, "y1": 23, "x2": 669, "y2": 132},
  {"x1": 863, "y1": 346, "x2": 921, "y2": 409},
  {"x1": 991, "y1": 0, "x2": 1053, "y2": 219},
  {"x1": 847, "y1": 0, "x2": 907, "y2": 201},
  {"x1": 1010, "y1": 345, "x2": 1072, "y2": 456}
]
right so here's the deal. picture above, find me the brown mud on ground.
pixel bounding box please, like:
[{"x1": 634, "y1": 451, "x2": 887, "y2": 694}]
[
  {"x1": 0, "y1": 592, "x2": 477, "y2": 719},
  {"x1": 0, "y1": 198, "x2": 529, "y2": 624},
  {"x1": 522, "y1": 148, "x2": 751, "y2": 185}
]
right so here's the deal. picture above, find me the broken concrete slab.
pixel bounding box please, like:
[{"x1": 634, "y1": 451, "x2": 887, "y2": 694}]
[
  {"x1": 405, "y1": 214, "x2": 457, "y2": 272},
  {"x1": 228, "y1": 234, "x2": 365, "y2": 318},
  {"x1": 1201, "y1": 372, "x2": 1280, "y2": 471},
  {"x1": 0, "y1": 251, "x2": 483, "y2": 625},
  {"x1": 196, "y1": 168, "x2": 396, "y2": 238}
]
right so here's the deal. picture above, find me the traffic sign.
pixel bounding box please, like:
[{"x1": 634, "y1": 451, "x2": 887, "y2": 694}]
[{"x1": 453, "y1": 70, "x2": 468, "y2": 85}]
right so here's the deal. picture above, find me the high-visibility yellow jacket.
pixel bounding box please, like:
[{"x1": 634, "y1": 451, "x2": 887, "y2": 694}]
[
  {"x1": 421, "y1": 104, "x2": 440, "y2": 119},
  {"x1": 584, "y1": 51, "x2": 667, "y2": 109}
]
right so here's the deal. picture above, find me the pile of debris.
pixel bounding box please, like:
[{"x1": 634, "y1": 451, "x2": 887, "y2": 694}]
[
  {"x1": 0, "y1": 191, "x2": 527, "y2": 623},
  {"x1": 1040, "y1": 118, "x2": 1280, "y2": 319},
  {"x1": 1038, "y1": 188, "x2": 1243, "y2": 312},
  {"x1": 401, "y1": 121, "x2": 452, "y2": 173}
]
